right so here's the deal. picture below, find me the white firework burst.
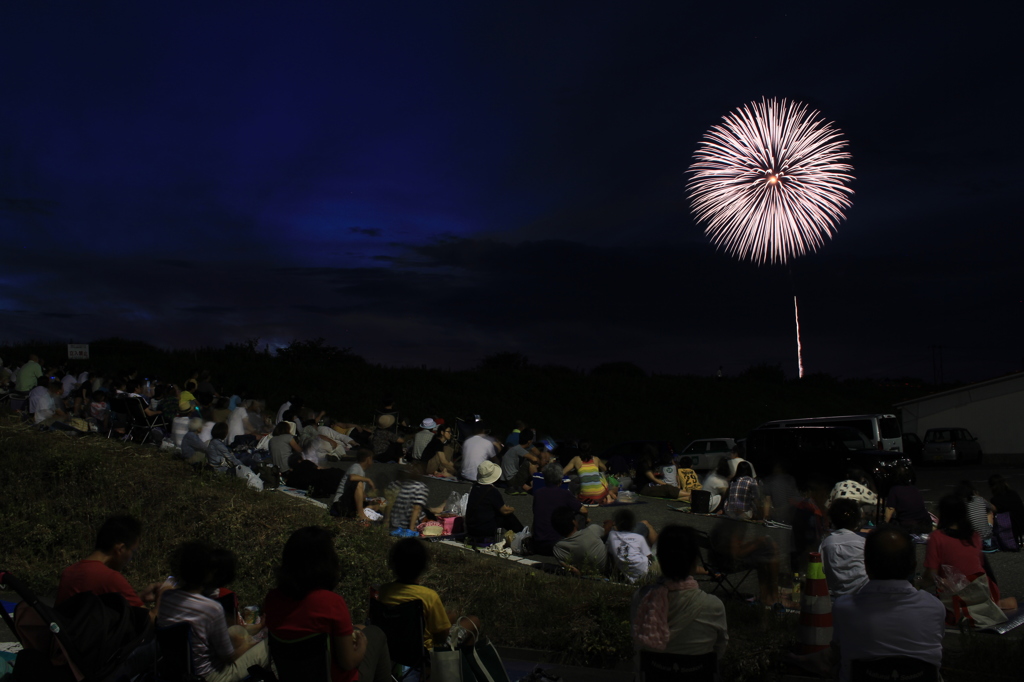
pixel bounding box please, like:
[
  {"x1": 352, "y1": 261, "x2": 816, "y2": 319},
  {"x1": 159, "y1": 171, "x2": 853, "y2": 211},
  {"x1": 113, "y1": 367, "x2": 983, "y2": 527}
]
[{"x1": 687, "y1": 98, "x2": 855, "y2": 265}]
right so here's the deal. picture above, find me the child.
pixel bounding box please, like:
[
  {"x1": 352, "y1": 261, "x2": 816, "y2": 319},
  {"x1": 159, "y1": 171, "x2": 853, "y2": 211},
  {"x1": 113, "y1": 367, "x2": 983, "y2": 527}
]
[
  {"x1": 331, "y1": 449, "x2": 382, "y2": 521},
  {"x1": 89, "y1": 390, "x2": 110, "y2": 431},
  {"x1": 675, "y1": 456, "x2": 702, "y2": 502},
  {"x1": 377, "y1": 539, "x2": 480, "y2": 649},
  {"x1": 605, "y1": 509, "x2": 658, "y2": 583}
]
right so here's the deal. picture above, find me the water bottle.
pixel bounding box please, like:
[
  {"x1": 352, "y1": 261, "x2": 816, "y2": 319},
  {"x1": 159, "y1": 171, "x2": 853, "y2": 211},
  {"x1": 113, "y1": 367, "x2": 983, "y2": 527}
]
[{"x1": 792, "y1": 573, "x2": 802, "y2": 601}]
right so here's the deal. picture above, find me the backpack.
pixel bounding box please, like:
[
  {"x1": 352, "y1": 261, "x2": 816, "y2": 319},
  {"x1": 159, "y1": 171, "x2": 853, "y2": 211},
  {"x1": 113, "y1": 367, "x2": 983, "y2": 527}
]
[{"x1": 993, "y1": 512, "x2": 1019, "y2": 552}]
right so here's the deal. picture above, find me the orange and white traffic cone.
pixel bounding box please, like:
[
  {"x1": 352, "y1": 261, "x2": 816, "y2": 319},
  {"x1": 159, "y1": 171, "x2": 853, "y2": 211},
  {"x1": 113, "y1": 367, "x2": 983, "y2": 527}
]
[{"x1": 797, "y1": 551, "x2": 832, "y2": 654}]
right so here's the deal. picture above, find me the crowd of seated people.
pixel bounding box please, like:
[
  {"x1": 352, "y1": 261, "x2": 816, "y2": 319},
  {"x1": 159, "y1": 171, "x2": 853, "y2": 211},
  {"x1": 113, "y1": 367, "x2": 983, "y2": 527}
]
[{"x1": 14, "y1": 353, "x2": 1024, "y2": 679}]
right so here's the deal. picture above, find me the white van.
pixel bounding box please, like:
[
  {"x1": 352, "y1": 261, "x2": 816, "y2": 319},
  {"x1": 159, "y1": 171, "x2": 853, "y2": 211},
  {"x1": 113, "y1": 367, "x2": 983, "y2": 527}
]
[{"x1": 757, "y1": 414, "x2": 903, "y2": 452}]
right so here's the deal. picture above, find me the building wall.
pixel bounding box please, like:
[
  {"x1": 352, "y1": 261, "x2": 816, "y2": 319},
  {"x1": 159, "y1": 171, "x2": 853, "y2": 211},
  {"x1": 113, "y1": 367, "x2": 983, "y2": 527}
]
[{"x1": 901, "y1": 386, "x2": 1024, "y2": 455}]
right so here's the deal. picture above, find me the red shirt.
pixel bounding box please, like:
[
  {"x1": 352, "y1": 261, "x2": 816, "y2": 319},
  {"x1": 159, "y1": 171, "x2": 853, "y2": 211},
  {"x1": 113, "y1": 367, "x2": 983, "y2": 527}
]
[
  {"x1": 924, "y1": 529, "x2": 999, "y2": 603},
  {"x1": 56, "y1": 560, "x2": 143, "y2": 607},
  {"x1": 263, "y1": 588, "x2": 355, "y2": 682}
]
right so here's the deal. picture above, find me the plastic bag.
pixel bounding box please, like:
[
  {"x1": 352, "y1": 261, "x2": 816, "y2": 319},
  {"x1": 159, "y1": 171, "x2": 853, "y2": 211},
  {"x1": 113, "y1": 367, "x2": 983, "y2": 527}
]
[
  {"x1": 235, "y1": 464, "x2": 264, "y2": 491},
  {"x1": 936, "y1": 564, "x2": 970, "y2": 595},
  {"x1": 510, "y1": 526, "x2": 531, "y2": 555},
  {"x1": 444, "y1": 491, "x2": 462, "y2": 514}
]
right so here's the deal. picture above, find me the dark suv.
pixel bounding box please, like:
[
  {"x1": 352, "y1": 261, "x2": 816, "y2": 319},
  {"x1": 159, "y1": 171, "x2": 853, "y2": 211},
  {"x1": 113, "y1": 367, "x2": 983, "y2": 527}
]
[{"x1": 745, "y1": 426, "x2": 913, "y2": 494}]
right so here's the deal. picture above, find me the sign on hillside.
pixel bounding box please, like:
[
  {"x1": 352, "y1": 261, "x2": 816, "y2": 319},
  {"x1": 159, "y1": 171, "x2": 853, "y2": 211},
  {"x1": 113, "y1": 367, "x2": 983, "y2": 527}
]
[{"x1": 67, "y1": 344, "x2": 90, "y2": 360}]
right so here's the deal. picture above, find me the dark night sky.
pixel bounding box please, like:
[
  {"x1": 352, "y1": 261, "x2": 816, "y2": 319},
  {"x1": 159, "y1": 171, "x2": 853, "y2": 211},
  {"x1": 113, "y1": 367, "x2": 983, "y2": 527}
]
[{"x1": 1, "y1": 2, "x2": 1021, "y2": 381}]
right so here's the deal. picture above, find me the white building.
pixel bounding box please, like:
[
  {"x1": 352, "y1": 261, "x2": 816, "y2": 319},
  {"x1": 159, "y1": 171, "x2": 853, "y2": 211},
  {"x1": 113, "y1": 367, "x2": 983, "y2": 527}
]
[{"x1": 895, "y1": 372, "x2": 1024, "y2": 456}]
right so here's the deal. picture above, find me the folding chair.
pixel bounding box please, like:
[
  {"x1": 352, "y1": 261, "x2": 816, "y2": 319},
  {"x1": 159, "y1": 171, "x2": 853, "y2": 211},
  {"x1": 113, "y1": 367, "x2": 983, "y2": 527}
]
[
  {"x1": 367, "y1": 598, "x2": 428, "y2": 679},
  {"x1": 696, "y1": 530, "x2": 754, "y2": 599},
  {"x1": 154, "y1": 621, "x2": 205, "y2": 682},
  {"x1": 125, "y1": 396, "x2": 164, "y2": 444},
  {"x1": 268, "y1": 632, "x2": 332, "y2": 682},
  {"x1": 850, "y1": 656, "x2": 939, "y2": 682},
  {"x1": 639, "y1": 650, "x2": 717, "y2": 682}
]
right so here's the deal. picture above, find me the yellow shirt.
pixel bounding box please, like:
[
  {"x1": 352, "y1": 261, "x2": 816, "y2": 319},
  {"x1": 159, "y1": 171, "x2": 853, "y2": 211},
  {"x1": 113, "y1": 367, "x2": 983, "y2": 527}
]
[
  {"x1": 378, "y1": 581, "x2": 450, "y2": 649},
  {"x1": 676, "y1": 468, "x2": 702, "y2": 492},
  {"x1": 178, "y1": 390, "x2": 196, "y2": 412}
]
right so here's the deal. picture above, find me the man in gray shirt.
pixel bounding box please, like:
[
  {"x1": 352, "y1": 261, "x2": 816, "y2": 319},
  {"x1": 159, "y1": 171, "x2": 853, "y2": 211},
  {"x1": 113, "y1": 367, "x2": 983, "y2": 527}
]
[
  {"x1": 552, "y1": 507, "x2": 609, "y2": 573},
  {"x1": 501, "y1": 430, "x2": 534, "y2": 484}
]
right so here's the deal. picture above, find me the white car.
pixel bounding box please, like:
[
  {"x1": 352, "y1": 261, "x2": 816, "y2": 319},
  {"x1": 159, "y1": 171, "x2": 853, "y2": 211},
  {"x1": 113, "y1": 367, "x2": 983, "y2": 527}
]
[{"x1": 679, "y1": 438, "x2": 736, "y2": 470}]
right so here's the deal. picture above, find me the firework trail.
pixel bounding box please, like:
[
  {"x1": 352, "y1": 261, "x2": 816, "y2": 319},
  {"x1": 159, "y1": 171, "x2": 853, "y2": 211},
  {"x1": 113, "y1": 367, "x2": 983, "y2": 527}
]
[{"x1": 687, "y1": 98, "x2": 854, "y2": 265}]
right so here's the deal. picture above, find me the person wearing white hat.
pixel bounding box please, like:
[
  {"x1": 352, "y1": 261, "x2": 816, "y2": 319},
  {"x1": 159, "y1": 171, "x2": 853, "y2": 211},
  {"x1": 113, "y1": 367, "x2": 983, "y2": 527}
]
[
  {"x1": 411, "y1": 417, "x2": 439, "y2": 461},
  {"x1": 466, "y1": 461, "x2": 525, "y2": 543}
]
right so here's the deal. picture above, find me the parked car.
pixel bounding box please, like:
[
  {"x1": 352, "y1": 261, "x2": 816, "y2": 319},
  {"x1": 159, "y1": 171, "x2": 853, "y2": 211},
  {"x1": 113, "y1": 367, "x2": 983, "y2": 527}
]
[
  {"x1": 922, "y1": 428, "x2": 982, "y2": 465},
  {"x1": 758, "y1": 413, "x2": 903, "y2": 452},
  {"x1": 678, "y1": 438, "x2": 736, "y2": 470},
  {"x1": 599, "y1": 440, "x2": 675, "y2": 476},
  {"x1": 902, "y1": 432, "x2": 924, "y2": 463},
  {"x1": 745, "y1": 425, "x2": 913, "y2": 494}
]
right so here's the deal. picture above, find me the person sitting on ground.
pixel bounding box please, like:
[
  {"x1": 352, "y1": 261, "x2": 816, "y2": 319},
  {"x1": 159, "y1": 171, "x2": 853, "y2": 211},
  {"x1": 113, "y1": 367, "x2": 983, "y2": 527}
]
[
  {"x1": 206, "y1": 422, "x2": 243, "y2": 473},
  {"x1": 674, "y1": 456, "x2": 702, "y2": 502},
  {"x1": 269, "y1": 420, "x2": 302, "y2": 472},
  {"x1": 89, "y1": 389, "x2": 111, "y2": 432},
  {"x1": 372, "y1": 413, "x2": 405, "y2": 463},
  {"x1": 832, "y1": 526, "x2": 945, "y2": 682},
  {"x1": 317, "y1": 417, "x2": 357, "y2": 458},
  {"x1": 388, "y1": 461, "x2": 445, "y2": 532},
  {"x1": 724, "y1": 442, "x2": 757, "y2": 480},
  {"x1": 552, "y1": 507, "x2": 611, "y2": 575},
  {"x1": 460, "y1": 421, "x2": 499, "y2": 481},
  {"x1": 761, "y1": 461, "x2": 801, "y2": 525},
  {"x1": 226, "y1": 398, "x2": 257, "y2": 447},
  {"x1": 410, "y1": 417, "x2": 439, "y2": 460},
  {"x1": 283, "y1": 452, "x2": 345, "y2": 497},
  {"x1": 921, "y1": 494, "x2": 1017, "y2": 610},
  {"x1": 505, "y1": 420, "x2": 526, "y2": 449},
  {"x1": 989, "y1": 473, "x2": 1024, "y2": 546},
  {"x1": 500, "y1": 428, "x2": 534, "y2": 491},
  {"x1": 702, "y1": 458, "x2": 733, "y2": 512},
  {"x1": 466, "y1": 461, "x2": 525, "y2": 542},
  {"x1": 828, "y1": 469, "x2": 880, "y2": 523},
  {"x1": 635, "y1": 446, "x2": 688, "y2": 501},
  {"x1": 709, "y1": 518, "x2": 791, "y2": 606},
  {"x1": 562, "y1": 439, "x2": 617, "y2": 505},
  {"x1": 819, "y1": 498, "x2": 868, "y2": 598},
  {"x1": 883, "y1": 466, "x2": 933, "y2": 535},
  {"x1": 180, "y1": 417, "x2": 210, "y2": 464},
  {"x1": 29, "y1": 379, "x2": 68, "y2": 425},
  {"x1": 956, "y1": 479, "x2": 997, "y2": 552},
  {"x1": 263, "y1": 527, "x2": 391, "y2": 682},
  {"x1": 56, "y1": 515, "x2": 164, "y2": 618},
  {"x1": 14, "y1": 353, "x2": 44, "y2": 392},
  {"x1": 632, "y1": 525, "x2": 728, "y2": 661},
  {"x1": 330, "y1": 449, "x2": 380, "y2": 520},
  {"x1": 178, "y1": 379, "x2": 199, "y2": 413},
  {"x1": 607, "y1": 508, "x2": 660, "y2": 583},
  {"x1": 378, "y1": 538, "x2": 481, "y2": 650},
  {"x1": 529, "y1": 462, "x2": 588, "y2": 555},
  {"x1": 725, "y1": 461, "x2": 760, "y2": 520},
  {"x1": 421, "y1": 423, "x2": 458, "y2": 479}
]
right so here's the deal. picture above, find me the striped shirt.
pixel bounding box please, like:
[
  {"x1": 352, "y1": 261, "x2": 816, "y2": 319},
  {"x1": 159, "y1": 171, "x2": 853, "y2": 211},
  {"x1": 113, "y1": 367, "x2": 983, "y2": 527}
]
[
  {"x1": 157, "y1": 590, "x2": 233, "y2": 677},
  {"x1": 389, "y1": 480, "x2": 429, "y2": 529},
  {"x1": 967, "y1": 495, "x2": 994, "y2": 540}
]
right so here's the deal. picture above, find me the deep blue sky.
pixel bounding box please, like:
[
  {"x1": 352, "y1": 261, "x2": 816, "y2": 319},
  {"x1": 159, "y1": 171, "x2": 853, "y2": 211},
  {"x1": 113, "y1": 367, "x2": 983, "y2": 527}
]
[{"x1": 2, "y1": 2, "x2": 1021, "y2": 381}]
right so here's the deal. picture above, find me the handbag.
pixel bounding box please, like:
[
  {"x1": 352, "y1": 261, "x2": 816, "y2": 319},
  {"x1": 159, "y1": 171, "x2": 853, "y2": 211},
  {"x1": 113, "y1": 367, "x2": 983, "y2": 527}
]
[
  {"x1": 431, "y1": 618, "x2": 511, "y2": 682},
  {"x1": 691, "y1": 489, "x2": 712, "y2": 514},
  {"x1": 993, "y1": 512, "x2": 1019, "y2": 552}
]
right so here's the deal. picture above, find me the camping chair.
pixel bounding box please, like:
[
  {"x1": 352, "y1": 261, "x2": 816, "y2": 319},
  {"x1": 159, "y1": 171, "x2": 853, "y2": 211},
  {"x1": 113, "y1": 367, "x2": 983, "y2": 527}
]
[
  {"x1": 125, "y1": 396, "x2": 163, "y2": 444},
  {"x1": 639, "y1": 650, "x2": 717, "y2": 682},
  {"x1": 695, "y1": 530, "x2": 755, "y2": 599},
  {"x1": 107, "y1": 395, "x2": 132, "y2": 439},
  {"x1": 268, "y1": 632, "x2": 332, "y2": 682},
  {"x1": 850, "y1": 656, "x2": 939, "y2": 682},
  {"x1": 367, "y1": 598, "x2": 428, "y2": 679},
  {"x1": 155, "y1": 621, "x2": 204, "y2": 682}
]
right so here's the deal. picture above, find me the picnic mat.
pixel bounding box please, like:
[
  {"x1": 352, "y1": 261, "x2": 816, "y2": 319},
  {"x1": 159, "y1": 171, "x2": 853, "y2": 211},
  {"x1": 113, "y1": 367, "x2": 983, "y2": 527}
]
[
  {"x1": 982, "y1": 602, "x2": 1024, "y2": 634},
  {"x1": 276, "y1": 486, "x2": 329, "y2": 509},
  {"x1": 601, "y1": 499, "x2": 648, "y2": 507},
  {"x1": 435, "y1": 538, "x2": 541, "y2": 567}
]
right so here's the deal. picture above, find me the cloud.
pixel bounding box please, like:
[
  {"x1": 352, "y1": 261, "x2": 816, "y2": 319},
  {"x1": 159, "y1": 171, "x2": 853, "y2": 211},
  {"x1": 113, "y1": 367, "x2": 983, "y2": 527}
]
[{"x1": 350, "y1": 227, "x2": 381, "y2": 237}]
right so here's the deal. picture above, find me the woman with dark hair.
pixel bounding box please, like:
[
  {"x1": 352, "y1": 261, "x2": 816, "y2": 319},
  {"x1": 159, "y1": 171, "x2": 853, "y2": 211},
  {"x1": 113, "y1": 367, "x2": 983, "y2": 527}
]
[
  {"x1": 725, "y1": 461, "x2": 760, "y2": 519},
  {"x1": 631, "y1": 525, "x2": 728, "y2": 661},
  {"x1": 269, "y1": 420, "x2": 301, "y2": 472},
  {"x1": 263, "y1": 527, "x2": 391, "y2": 682},
  {"x1": 157, "y1": 542, "x2": 269, "y2": 682},
  {"x1": 883, "y1": 466, "x2": 932, "y2": 534},
  {"x1": 989, "y1": 474, "x2": 1024, "y2": 546},
  {"x1": 955, "y1": 480, "x2": 996, "y2": 552},
  {"x1": 562, "y1": 440, "x2": 616, "y2": 505},
  {"x1": 922, "y1": 495, "x2": 1016, "y2": 610}
]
